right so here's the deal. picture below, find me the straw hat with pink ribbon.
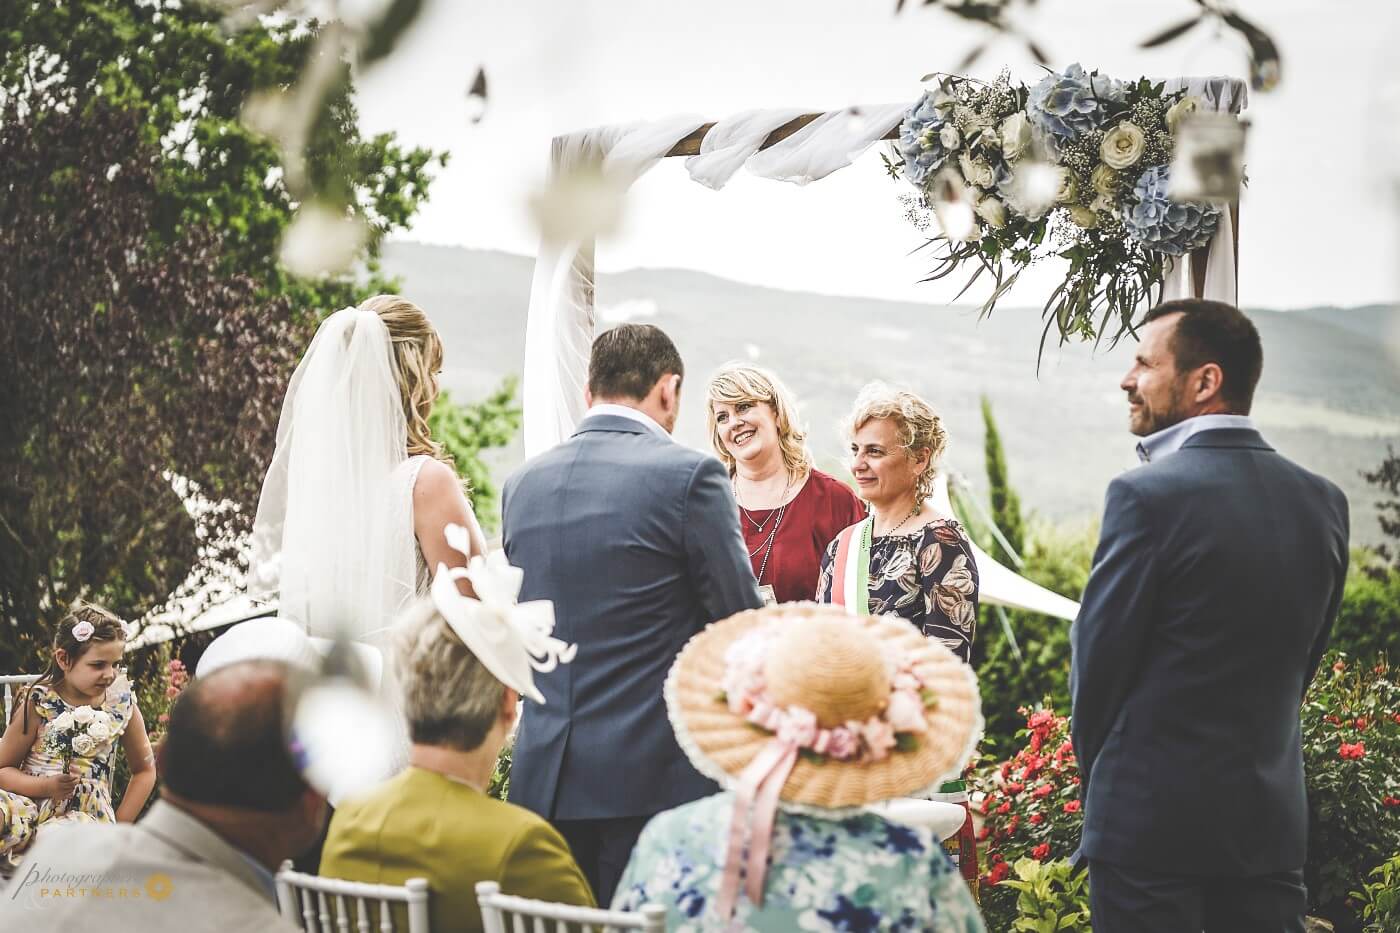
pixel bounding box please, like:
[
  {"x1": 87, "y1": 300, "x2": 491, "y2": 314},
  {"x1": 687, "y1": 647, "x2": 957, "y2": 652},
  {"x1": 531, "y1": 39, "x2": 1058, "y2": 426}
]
[{"x1": 664, "y1": 602, "x2": 983, "y2": 920}]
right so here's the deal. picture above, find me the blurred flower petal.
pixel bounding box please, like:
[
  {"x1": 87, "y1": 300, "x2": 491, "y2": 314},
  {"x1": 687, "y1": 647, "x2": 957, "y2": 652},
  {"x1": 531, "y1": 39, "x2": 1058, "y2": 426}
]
[
  {"x1": 291, "y1": 678, "x2": 400, "y2": 802},
  {"x1": 279, "y1": 204, "x2": 368, "y2": 277},
  {"x1": 466, "y1": 67, "x2": 488, "y2": 125},
  {"x1": 528, "y1": 164, "x2": 628, "y2": 243}
]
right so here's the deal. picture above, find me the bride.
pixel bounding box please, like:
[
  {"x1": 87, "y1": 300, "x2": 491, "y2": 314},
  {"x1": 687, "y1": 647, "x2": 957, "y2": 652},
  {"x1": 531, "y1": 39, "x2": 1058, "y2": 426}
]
[{"x1": 249, "y1": 293, "x2": 487, "y2": 665}]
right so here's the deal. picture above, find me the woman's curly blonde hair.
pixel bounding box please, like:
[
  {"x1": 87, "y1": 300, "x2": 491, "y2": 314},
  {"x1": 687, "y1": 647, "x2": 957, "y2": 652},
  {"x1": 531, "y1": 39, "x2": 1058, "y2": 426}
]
[
  {"x1": 844, "y1": 382, "x2": 947, "y2": 502},
  {"x1": 705, "y1": 364, "x2": 813, "y2": 480},
  {"x1": 359, "y1": 294, "x2": 450, "y2": 464}
]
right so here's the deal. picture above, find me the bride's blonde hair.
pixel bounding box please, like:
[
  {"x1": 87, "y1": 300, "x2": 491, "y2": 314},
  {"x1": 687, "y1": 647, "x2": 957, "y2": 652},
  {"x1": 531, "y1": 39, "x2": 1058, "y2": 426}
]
[{"x1": 359, "y1": 294, "x2": 449, "y2": 463}]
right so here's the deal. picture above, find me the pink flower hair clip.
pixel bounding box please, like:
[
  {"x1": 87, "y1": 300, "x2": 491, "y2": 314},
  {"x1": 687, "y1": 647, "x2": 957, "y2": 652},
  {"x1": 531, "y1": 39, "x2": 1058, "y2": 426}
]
[{"x1": 71, "y1": 620, "x2": 95, "y2": 642}]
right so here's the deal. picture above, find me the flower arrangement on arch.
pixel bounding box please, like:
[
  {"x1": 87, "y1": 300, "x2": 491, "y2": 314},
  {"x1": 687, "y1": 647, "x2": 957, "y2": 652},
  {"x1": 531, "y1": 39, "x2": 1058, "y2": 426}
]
[{"x1": 890, "y1": 64, "x2": 1233, "y2": 355}]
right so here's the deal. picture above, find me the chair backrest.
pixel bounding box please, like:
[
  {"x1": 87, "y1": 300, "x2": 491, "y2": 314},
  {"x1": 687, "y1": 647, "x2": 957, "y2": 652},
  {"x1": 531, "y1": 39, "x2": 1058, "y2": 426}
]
[
  {"x1": 275, "y1": 861, "x2": 432, "y2": 933},
  {"x1": 474, "y1": 881, "x2": 666, "y2": 933},
  {"x1": 0, "y1": 675, "x2": 40, "y2": 726}
]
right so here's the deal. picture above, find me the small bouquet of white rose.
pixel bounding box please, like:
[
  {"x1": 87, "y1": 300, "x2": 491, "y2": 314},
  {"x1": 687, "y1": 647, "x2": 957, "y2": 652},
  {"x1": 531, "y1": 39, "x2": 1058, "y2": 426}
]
[{"x1": 44, "y1": 705, "x2": 116, "y2": 809}]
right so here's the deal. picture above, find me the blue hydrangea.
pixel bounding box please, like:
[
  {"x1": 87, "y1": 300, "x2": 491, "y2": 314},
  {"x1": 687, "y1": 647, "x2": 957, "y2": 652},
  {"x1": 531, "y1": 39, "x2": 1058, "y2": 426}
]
[
  {"x1": 1026, "y1": 63, "x2": 1124, "y2": 141},
  {"x1": 1121, "y1": 164, "x2": 1221, "y2": 256},
  {"x1": 898, "y1": 91, "x2": 951, "y2": 187}
]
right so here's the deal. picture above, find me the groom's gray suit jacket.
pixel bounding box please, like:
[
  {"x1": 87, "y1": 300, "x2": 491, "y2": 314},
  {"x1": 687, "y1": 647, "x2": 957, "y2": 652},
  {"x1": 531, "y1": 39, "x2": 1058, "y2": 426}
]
[
  {"x1": 502, "y1": 412, "x2": 763, "y2": 821},
  {"x1": 1071, "y1": 427, "x2": 1349, "y2": 876}
]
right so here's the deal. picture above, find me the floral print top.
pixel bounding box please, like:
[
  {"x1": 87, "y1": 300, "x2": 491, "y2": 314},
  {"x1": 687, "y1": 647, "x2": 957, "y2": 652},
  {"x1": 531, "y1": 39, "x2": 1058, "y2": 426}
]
[
  {"x1": 816, "y1": 519, "x2": 979, "y2": 662},
  {"x1": 613, "y1": 792, "x2": 985, "y2": 932}
]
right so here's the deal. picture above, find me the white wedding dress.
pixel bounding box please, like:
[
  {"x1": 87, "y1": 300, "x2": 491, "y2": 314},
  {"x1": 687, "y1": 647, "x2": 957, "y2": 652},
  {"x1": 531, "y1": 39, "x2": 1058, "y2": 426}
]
[{"x1": 249, "y1": 307, "x2": 433, "y2": 777}]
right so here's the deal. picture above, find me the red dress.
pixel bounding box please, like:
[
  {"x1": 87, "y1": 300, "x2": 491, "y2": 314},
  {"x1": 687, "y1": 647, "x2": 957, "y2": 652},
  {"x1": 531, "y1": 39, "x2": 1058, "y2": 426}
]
[{"x1": 737, "y1": 469, "x2": 867, "y2": 604}]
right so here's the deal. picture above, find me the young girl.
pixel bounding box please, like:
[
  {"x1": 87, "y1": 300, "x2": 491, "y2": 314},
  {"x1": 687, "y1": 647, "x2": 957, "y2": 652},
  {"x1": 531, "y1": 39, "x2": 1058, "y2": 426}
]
[{"x1": 0, "y1": 601, "x2": 155, "y2": 868}]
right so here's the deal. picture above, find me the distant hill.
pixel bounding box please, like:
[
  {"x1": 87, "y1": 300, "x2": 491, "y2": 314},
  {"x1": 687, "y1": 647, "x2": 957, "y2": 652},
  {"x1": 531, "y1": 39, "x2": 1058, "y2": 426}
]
[{"x1": 381, "y1": 241, "x2": 1400, "y2": 546}]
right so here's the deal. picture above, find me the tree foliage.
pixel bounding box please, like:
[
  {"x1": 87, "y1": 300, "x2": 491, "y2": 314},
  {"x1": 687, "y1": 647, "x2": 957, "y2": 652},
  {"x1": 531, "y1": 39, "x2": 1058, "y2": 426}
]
[
  {"x1": 0, "y1": 0, "x2": 446, "y2": 316},
  {"x1": 981, "y1": 396, "x2": 1026, "y2": 565},
  {"x1": 429, "y1": 382, "x2": 523, "y2": 536},
  {"x1": 0, "y1": 99, "x2": 308, "y2": 668}
]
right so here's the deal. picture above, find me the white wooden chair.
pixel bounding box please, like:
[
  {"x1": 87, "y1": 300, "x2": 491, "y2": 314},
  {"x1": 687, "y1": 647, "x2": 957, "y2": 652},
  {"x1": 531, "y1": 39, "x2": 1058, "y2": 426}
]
[
  {"x1": 275, "y1": 861, "x2": 431, "y2": 933},
  {"x1": 475, "y1": 881, "x2": 666, "y2": 933},
  {"x1": 0, "y1": 675, "x2": 39, "y2": 725}
]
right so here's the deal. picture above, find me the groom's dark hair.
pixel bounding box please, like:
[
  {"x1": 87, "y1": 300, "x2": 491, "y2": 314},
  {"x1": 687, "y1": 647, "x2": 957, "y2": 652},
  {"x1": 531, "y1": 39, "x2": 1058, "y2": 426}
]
[
  {"x1": 588, "y1": 323, "x2": 685, "y2": 401},
  {"x1": 1144, "y1": 298, "x2": 1263, "y2": 413}
]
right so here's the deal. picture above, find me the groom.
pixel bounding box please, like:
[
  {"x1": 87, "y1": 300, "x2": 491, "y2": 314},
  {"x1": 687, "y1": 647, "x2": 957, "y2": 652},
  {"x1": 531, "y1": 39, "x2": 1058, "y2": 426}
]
[
  {"x1": 1071, "y1": 299, "x2": 1349, "y2": 932},
  {"x1": 502, "y1": 323, "x2": 763, "y2": 904}
]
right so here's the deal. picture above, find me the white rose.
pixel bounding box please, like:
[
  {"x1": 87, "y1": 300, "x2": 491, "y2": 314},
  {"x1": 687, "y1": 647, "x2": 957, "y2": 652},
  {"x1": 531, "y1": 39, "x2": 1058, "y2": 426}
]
[
  {"x1": 87, "y1": 720, "x2": 113, "y2": 743},
  {"x1": 1000, "y1": 112, "x2": 1032, "y2": 161},
  {"x1": 52, "y1": 711, "x2": 75, "y2": 733},
  {"x1": 1091, "y1": 163, "x2": 1119, "y2": 198},
  {"x1": 978, "y1": 126, "x2": 1001, "y2": 151},
  {"x1": 958, "y1": 152, "x2": 995, "y2": 189},
  {"x1": 1053, "y1": 167, "x2": 1078, "y2": 204},
  {"x1": 71, "y1": 733, "x2": 97, "y2": 757},
  {"x1": 1166, "y1": 95, "x2": 1203, "y2": 134},
  {"x1": 71, "y1": 705, "x2": 95, "y2": 725},
  {"x1": 1100, "y1": 122, "x2": 1146, "y2": 170},
  {"x1": 939, "y1": 125, "x2": 962, "y2": 151},
  {"x1": 975, "y1": 196, "x2": 1008, "y2": 229},
  {"x1": 1069, "y1": 205, "x2": 1099, "y2": 228}
]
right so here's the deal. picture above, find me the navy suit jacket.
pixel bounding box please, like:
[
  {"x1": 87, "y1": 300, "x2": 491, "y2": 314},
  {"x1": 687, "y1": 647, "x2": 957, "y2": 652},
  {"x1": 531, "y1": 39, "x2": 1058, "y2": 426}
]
[
  {"x1": 501, "y1": 413, "x2": 764, "y2": 820},
  {"x1": 1071, "y1": 427, "x2": 1348, "y2": 875}
]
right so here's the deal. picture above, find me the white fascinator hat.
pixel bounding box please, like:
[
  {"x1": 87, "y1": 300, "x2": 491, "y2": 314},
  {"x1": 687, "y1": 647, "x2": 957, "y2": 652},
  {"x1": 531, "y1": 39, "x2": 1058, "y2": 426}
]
[{"x1": 426, "y1": 524, "x2": 576, "y2": 703}]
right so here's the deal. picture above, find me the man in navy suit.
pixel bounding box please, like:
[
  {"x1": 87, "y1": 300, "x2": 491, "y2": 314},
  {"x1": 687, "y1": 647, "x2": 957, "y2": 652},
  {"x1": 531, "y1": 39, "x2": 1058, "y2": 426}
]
[
  {"x1": 502, "y1": 323, "x2": 763, "y2": 905},
  {"x1": 1071, "y1": 299, "x2": 1349, "y2": 932}
]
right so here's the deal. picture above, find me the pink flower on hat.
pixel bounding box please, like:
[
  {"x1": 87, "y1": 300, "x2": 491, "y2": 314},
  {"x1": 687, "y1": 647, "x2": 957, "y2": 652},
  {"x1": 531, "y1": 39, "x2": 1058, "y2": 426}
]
[
  {"x1": 886, "y1": 689, "x2": 929, "y2": 733},
  {"x1": 826, "y1": 726, "x2": 859, "y2": 760},
  {"x1": 71, "y1": 620, "x2": 94, "y2": 642},
  {"x1": 861, "y1": 717, "x2": 897, "y2": 761},
  {"x1": 778, "y1": 707, "x2": 819, "y2": 748}
]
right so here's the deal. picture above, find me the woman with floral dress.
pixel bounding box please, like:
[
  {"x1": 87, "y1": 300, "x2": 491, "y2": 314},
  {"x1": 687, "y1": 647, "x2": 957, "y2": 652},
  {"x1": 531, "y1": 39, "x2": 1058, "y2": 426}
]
[
  {"x1": 613, "y1": 604, "x2": 985, "y2": 932},
  {"x1": 0, "y1": 602, "x2": 155, "y2": 869},
  {"x1": 814, "y1": 382, "x2": 982, "y2": 893}
]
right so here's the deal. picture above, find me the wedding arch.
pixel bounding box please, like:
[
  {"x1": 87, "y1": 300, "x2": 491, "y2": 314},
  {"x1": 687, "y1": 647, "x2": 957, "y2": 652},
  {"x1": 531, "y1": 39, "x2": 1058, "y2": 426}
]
[{"x1": 521, "y1": 74, "x2": 1248, "y2": 623}]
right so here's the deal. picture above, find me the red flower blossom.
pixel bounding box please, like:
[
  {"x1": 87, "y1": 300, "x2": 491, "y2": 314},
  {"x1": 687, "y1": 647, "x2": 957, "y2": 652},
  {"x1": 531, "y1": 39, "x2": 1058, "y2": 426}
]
[
  {"x1": 1027, "y1": 710, "x2": 1055, "y2": 731},
  {"x1": 158, "y1": 712, "x2": 170, "y2": 724},
  {"x1": 1324, "y1": 715, "x2": 1342, "y2": 726},
  {"x1": 1355, "y1": 717, "x2": 1369, "y2": 731},
  {"x1": 1032, "y1": 783, "x2": 1053, "y2": 799},
  {"x1": 1063, "y1": 800, "x2": 1082, "y2": 814},
  {"x1": 985, "y1": 861, "x2": 1011, "y2": 886},
  {"x1": 1032, "y1": 843, "x2": 1051, "y2": 861},
  {"x1": 1006, "y1": 782, "x2": 1025, "y2": 795},
  {"x1": 1030, "y1": 813, "x2": 1045, "y2": 825},
  {"x1": 977, "y1": 825, "x2": 991, "y2": 841},
  {"x1": 1338, "y1": 742, "x2": 1366, "y2": 761},
  {"x1": 996, "y1": 802, "x2": 1012, "y2": 815},
  {"x1": 980, "y1": 796, "x2": 996, "y2": 815},
  {"x1": 1383, "y1": 796, "x2": 1400, "y2": 808},
  {"x1": 1333, "y1": 659, "x2": 1347, "y2": 672},
  {"x1": 1393, "y1": 713, "x2": 1400, "y2": 726},
  {"x1": 1071, "y1": 776, "x2": 1081, "y2": 785}
]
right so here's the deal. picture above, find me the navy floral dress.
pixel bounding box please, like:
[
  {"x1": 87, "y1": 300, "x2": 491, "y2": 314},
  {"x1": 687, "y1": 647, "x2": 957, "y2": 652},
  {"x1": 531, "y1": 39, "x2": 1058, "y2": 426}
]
[
  {"x1": 816, "y1": 519, "x2": 979, "y2": 663},
  {"x1": 613, "y1": 792, "x2": 985, "y2": 932}
]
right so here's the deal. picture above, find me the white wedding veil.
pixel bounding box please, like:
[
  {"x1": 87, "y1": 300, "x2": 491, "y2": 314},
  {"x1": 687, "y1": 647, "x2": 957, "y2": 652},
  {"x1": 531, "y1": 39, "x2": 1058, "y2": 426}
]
[{"x1": 249, "y1": 305, "x2": 418, "y2": 644}]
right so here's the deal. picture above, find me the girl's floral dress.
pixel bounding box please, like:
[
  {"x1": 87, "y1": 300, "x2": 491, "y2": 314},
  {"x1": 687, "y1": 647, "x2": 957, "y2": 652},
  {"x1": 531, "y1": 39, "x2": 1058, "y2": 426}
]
[
  {"x1": 613, "y1": 792, "x2": 986, "y2": 932},
  {"x1": 0, "y1": 674, "x2": 135, "y2": 867}
]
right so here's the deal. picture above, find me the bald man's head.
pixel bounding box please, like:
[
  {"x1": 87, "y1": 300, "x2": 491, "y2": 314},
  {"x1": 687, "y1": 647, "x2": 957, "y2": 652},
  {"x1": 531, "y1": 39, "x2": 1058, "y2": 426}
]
[{"x1": 160, "y1": 660, "x2": 309, "y2": 811}]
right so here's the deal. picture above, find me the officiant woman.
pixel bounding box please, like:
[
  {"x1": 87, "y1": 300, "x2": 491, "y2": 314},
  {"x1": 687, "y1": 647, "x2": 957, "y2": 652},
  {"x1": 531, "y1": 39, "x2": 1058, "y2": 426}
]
[{"x1": 706, "y1": 364, "x2": 865, "y2": 605}]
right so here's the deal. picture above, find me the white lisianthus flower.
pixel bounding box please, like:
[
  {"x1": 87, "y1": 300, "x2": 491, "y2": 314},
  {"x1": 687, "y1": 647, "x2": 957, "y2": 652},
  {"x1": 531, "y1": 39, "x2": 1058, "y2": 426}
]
[
  {"x1": 1052, "y1": 167, "x2": 1078, "y2": 204},
  {"x1": 1100, "y1": 122, "x2": 1146, "y2": 170},
  {"x1": 1091, "y1": 164, "x2": 1119, "y2": 198},
  {"x1": 71, "y1": 733, "x2": 97, "y2": 757},
  {"x1": 71, "y1": 705, "x2": 96, "y2": 725},
  {"x1": 1000, "y1": 112, "x2": 1032, "y2": 161},
  {"x1": 975, "y1": 196, "x2": 1008, "y2": 229},
  {"x1": 939, "y1": 125, "x2": 962, "y2": 151},
  {"x1": 52, "y1": 711, "x2": 76, "y2": 733},
  {"x1": 979, "y1": 126, "x2": 1001, "y2": 150},
  {"x1": 958, "y1": 152, "x2": 995, "y2": 190},
  {"x1": 1166, "y1": 95, "x2": 1203, "y2": 134},
  {"x1": 1069, "y1": 205, "x2": 1099, "y2": 228},
  {"x1": 87, "y1": 719, "x2": 113, "y2": 743},
  {"x1": 1090, "y1": 193, "x2": 1115, "y2": 214}
]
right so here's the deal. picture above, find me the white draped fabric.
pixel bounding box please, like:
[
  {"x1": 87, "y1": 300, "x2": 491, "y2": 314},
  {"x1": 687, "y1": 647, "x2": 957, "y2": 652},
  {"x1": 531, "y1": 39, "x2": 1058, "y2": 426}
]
[
  {"x1": 520, "y1": 77, "x2": 1247, "y2": 621},
  {"x1": 1159, "y1": 76, "x2": 1248, "y2": 305}
]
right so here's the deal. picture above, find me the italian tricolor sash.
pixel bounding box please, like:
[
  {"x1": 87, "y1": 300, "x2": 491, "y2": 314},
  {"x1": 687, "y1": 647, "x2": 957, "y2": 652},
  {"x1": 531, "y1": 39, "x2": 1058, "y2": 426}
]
[{"x1": 830, "y1": 516, "x2": 873, "y2": 616}]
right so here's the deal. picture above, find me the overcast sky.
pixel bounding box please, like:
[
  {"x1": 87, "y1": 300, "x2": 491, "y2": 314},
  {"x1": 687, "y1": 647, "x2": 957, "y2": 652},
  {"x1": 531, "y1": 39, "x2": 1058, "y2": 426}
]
[{"x1": 354, "y1": 0, "x2": 1400, "y2": 311}]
